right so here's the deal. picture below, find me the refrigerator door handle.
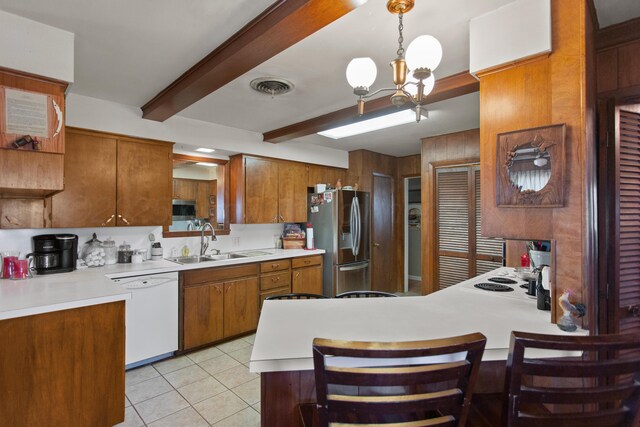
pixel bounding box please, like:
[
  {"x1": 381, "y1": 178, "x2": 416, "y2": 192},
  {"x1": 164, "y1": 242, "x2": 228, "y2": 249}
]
[
  {"x1": 338, "y1": 262, "x2": 369, "y2": 272},
  {"x1": 354, "y1": 196, "x2": 361, "y2": 256},
  {"x1": 350, "y1": 199, "x2": 357, "y2": 256}
]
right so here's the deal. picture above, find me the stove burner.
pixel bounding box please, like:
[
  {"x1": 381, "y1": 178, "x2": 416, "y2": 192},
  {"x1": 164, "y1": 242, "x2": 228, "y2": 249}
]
[
  {"x1": 520, "y1": 284, "x2": 528, "y2": 289},
  {"x1": 488, "y1": 277, "x2": 518, "y2": 285},
  {"x1": 474, "y1": 283, "x2": 514, "y2": 292}
]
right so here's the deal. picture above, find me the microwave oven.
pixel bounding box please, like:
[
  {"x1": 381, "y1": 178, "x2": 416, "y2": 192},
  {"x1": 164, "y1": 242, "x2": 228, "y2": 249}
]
[{"x1": 172, "y1": 199, "x2": 196, "y2": 220}]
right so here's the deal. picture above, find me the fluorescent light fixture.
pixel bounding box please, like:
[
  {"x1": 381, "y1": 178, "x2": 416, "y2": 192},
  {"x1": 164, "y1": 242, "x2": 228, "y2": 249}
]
[
  {"x1": 196, "y1": 162, "x2": 217, "y2": 167},
  {"x1": 195, "y1": 147, "x2": 215, "y2": 153},
  {"x1": 318, "y1": 109, "x2": 425, "y2": 139}
]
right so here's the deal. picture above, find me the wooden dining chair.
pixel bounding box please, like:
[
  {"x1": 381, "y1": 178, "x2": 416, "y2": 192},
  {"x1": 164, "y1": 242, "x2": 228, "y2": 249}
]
[
  {"x1": 265, "y1": 293, "x2": 328, "y2": 300},
  {"x1": 335, "y1": 291, "x2": 398, "y2": 298},
  {"x1": 503, "y1": 331, "x2": 640, "y2": 427},
  {"x1": 311, "y1": 332, "x2": 487, "y2": 426}
]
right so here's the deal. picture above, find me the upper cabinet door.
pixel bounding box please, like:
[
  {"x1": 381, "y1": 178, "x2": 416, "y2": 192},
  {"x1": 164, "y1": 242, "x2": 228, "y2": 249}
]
[
  {"x1": 116, "y1": 139, "x2": 172, "y2": 226},
  {"x1": 51, "y1": 129, "x2": 117, "y2": 228},
  {"x1": 244, "y1": 157, "x2": 278, "y2": 224},
  {"x1": 279, "y1": 162, "x2": 308, "y2": 223}
]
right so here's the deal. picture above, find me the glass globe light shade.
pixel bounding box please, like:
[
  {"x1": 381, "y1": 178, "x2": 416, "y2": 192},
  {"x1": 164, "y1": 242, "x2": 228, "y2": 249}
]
[
  {"x1": 405, "y1": 73, "x2": 435, "y2": 97},
  {"x1": 346, "y1": 57, "x2": 377, "y2": 89},
  {"x1": 405, "y1": 35, "x2": 442, "y2": 72}
]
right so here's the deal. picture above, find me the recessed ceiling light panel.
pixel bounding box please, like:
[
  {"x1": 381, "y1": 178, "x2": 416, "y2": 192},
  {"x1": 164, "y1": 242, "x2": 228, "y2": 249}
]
[
  {"x1": 195, "y1": 147, "x2": 215, "y2": 153},
  {"x1": 318, "y1": 109, "x2": 426, "y2": 139},
  {"x1": 196, "y1": 162, "x2": 217, "y2": 167}
]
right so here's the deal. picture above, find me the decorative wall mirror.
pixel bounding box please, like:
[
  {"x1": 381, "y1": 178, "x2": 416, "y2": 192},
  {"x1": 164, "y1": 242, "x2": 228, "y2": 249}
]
[
  {"x1": 162, "y1": 153, "x2": 230, "y2": 238},
  {"x1": 497, "y1": 124, "x2": 565, "y2": 207}
]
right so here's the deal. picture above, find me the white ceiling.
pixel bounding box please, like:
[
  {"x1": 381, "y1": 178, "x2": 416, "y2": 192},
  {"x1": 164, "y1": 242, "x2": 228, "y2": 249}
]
[
  {"x1": 593, "y1": 0, "x2": 640, "y2": 28},
  {"x1": 0, "y1": 0, "x2": 638, "y2": 157}
]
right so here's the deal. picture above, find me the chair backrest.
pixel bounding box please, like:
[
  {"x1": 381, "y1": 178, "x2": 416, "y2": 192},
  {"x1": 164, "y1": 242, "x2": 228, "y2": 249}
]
[
  {"x1": 265, "y1": 293, "x2": 328, "y2": 300},
  {"x1": 335, "y1": 291, "x2": 398, "y2": 298},
  {"x1": 504, "y1": 331, "x2": 640, "y2": 427},
  {"x1": 312, "y1": 332, "x2": 487, "y2": 426}
]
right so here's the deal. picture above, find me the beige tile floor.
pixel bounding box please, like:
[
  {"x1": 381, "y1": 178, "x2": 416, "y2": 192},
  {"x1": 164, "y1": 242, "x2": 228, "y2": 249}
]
[{"x1": 115, "y1": 334, "x2": 260, "y2": 427}]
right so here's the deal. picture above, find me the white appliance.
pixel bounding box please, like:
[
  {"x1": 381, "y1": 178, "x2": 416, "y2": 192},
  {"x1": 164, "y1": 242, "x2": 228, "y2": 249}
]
[{"x1": 111, "y1": 271, "x2": 179, "y2": 368}]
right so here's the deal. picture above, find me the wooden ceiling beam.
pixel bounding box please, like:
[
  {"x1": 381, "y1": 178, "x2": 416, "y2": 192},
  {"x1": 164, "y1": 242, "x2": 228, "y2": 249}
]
[
  {"x1": 141, "y1": 0, "x2": 361, "y2": 122},
  {"x1": 263, "y1": 71, "x2": 479, "y2": 143}
]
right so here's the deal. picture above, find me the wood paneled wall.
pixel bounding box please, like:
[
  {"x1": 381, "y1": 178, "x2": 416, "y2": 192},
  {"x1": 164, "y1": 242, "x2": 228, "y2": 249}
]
[
  {"x1": 478, "y1": 0, "x2": 596, "y2": 325},
  {"x1": 421, "y1": 129, "x2": 480, "y2": 295},
  {"x1": 596, "y1": 17, "x2": 640, "y2": 97}
]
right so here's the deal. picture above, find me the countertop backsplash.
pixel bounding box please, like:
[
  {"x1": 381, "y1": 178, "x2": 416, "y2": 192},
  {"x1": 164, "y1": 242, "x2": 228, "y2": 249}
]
[{"x1": 0, "y1": 223, "x2": 285, "y2": 260}]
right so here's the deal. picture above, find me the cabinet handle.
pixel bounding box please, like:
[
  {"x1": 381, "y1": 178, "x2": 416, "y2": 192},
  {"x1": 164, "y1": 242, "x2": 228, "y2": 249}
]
[
  {"x1": 304, "y1": 260, "x2": 310, "y2": 264},
  {"x1": 271, "y1": 264, "x2": 279, "y2": 270},
  {"x1": 271, "y1": 276, "x2": 280, "y2": 282},
  {"x1": 295, "y1": 272, "x2": 300, "y2": 278},
  {"x1": 101, "y1": 214, "x2": 115, "y2": 226},
  {"x1": 279, "y1": 214, "x2": 285, "y2": 222},
  {"x1": 373, "y1": 242, "x2": 380, "y2": 248},
  {"x1": 118, "y1": 214, "x2": 130, "y2": 225}
]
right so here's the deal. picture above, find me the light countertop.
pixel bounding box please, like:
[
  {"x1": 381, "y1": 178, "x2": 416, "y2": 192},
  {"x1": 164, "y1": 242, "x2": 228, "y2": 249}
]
[
  {"x1": 250, "y1": 267, "x2": 587, "y2": 373},
  {"x1": 0, "y1": 248, "x2": 324, "y2": 320}
]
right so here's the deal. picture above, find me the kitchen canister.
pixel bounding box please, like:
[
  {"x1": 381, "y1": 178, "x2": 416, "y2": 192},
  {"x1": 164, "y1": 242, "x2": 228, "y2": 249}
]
[
  {"x1": 117, "y1": 242, "x2": 133, "y2": 263},
  {"x1": 102, "y1": 237, "x2": 117, "y2": 265}
]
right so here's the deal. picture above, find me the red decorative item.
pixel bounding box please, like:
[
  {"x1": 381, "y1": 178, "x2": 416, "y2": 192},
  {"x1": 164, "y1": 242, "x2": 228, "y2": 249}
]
[{"x1": 520, "y1": 253, "x2": 530, "y2": 267}]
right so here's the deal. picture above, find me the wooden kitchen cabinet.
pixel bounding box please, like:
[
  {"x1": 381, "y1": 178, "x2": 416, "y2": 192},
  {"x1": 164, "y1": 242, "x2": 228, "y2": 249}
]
[
  {"x1": 259, "y1": 259, "x2": 292, "y2": 311},
  {"x1": 173, "y1": 178, "x2": 198, "y2": 201},
  {"x1": 0, "y1": 69, "x2": 67, "y2": 201},
  {"x1": 223, "y1": 277, "x2": 259, "y2": 337},
  {"x1": 183, "y1": 283, "x2": 224, "y2": 349},
  {"x1": 230, "y1": 155, "x2": 308, "y2": 224},
  {"x1": 279, "y1": 162, "x2": 308, "y2": 223},
  {"x1": 51, "y1": 128, "x2": 173, "y2": 228},
  {"x1": 181, "y1": 263, "x2": 259, "y2": 351},
  {"x1": 197, "y1": 180, "x2": 212, "y2": 218},
  {"x1": 291, "y1": 255, "x2": 323, "y2": 295},
  {"x1": 244, "y1": 156, "x2": 279, "y2": 223},
  {"x1": 0, "y1": 302, "x2": 125, "y2": 427}
]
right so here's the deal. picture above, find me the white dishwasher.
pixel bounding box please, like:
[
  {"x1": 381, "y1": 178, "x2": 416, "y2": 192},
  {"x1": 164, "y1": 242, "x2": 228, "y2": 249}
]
[{"x1": 111, "y1": 271, "x2": 179, "y2": 368}]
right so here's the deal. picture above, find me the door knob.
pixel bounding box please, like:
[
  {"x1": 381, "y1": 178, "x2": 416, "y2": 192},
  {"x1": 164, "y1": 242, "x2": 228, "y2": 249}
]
[{"x1": 373, "y1": 243, "x2": 380, "y2": 248}]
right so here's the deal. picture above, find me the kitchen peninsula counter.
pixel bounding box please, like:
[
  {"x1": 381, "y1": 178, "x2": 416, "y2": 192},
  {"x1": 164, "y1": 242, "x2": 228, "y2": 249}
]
[{"x1": 250, "y1": 267, "x2": 587, "y2": 427}]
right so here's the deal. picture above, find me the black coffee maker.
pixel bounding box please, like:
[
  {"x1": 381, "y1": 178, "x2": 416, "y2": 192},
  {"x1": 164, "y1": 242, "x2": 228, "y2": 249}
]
[{"x1": 28, "y1": 234, "x2": 78, "y2": 274}]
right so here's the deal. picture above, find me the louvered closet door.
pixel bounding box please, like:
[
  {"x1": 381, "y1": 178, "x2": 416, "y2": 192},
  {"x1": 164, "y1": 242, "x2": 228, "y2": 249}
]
[
  {"x1": 612, "y1": 107, "x2": 640, "y2": 336},
  {"x1": 436, "y1": 166, "x2": 503, "y2": 290},
  {"x1": 474, "y1": 171, "x2": 504, "y2": 274},
  {"x1": 436, "y1": 167, "x2": 469, "y2": 289}
]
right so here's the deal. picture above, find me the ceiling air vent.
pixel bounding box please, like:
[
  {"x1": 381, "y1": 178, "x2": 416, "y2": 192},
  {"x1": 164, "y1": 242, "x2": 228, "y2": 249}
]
[{"x1": 250, "y1": 78, "x2": 294, "y2": 96}]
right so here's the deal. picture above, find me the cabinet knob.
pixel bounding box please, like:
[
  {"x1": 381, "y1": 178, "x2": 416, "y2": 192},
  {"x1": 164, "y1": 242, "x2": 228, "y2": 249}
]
[
  {"x1": 374, "y1": 242, "x2": 380, "y2": 248},
  {"x1": 118, "y1": 214, "x2": 130, "y2": 225},
  {"x1": 271, "y1": 276, "x2": 280, "y2": 282},
  {"x1": 295, "y1": 272, "x2": 300, "y2": 278},
  {"x1": 304, "y1": 260, "x2": 310, "y2": 264},
  {"x1": 272, "y1": 264, "x2": 279, "y2": 269}
]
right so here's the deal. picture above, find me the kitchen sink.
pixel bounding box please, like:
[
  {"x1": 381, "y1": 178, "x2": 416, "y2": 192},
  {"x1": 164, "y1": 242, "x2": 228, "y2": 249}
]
[{"x1": 166, "y1": 253, "x2": 249, "y2": 264}]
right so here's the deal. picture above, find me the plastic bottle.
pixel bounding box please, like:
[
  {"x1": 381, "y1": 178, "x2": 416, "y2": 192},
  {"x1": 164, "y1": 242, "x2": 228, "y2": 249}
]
[{"x1": 306, "y1": 223, "x2": 314, "y2": 250}]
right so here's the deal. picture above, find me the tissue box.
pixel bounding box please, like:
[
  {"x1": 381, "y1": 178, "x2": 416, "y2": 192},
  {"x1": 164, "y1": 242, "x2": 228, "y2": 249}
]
[{"x1": 283, "y1": 238, "x2": 305, "y2": 249}]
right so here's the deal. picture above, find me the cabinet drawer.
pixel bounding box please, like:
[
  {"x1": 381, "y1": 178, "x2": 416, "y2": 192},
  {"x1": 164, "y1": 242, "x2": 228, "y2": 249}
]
[
  {"x1": 260, "y1": 271, "x2": 292, "y2": 291},
  {"x1": 259, "y1": 286, "x2": 292, "y2": 309},
  {"x1": 182, "y1": 263, "x2": 259, "y2": 286},
  {"x1": 292, "y1": 255, "x2": 322, "y2": 269},
  {"x1": 259, "y1": 259, "x2": 291, "y2": 273}
]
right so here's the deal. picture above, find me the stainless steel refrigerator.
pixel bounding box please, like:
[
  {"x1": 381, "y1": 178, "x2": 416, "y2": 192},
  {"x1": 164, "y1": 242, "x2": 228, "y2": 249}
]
[{"x1": 308, "y1": 189, "x2": 370, "y2": 297}]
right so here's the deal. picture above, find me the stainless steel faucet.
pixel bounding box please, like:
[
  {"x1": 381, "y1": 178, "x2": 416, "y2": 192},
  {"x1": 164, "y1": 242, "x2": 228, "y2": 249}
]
[{"x1": 200, "y1": 222, "x2": 217, "y2": 255}]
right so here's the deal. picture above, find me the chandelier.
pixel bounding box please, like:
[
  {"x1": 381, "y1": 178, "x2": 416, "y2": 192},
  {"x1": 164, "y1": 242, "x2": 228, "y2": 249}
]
[{"x1": 346, "y1": 0, "x2": 442, "y2": 123}]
